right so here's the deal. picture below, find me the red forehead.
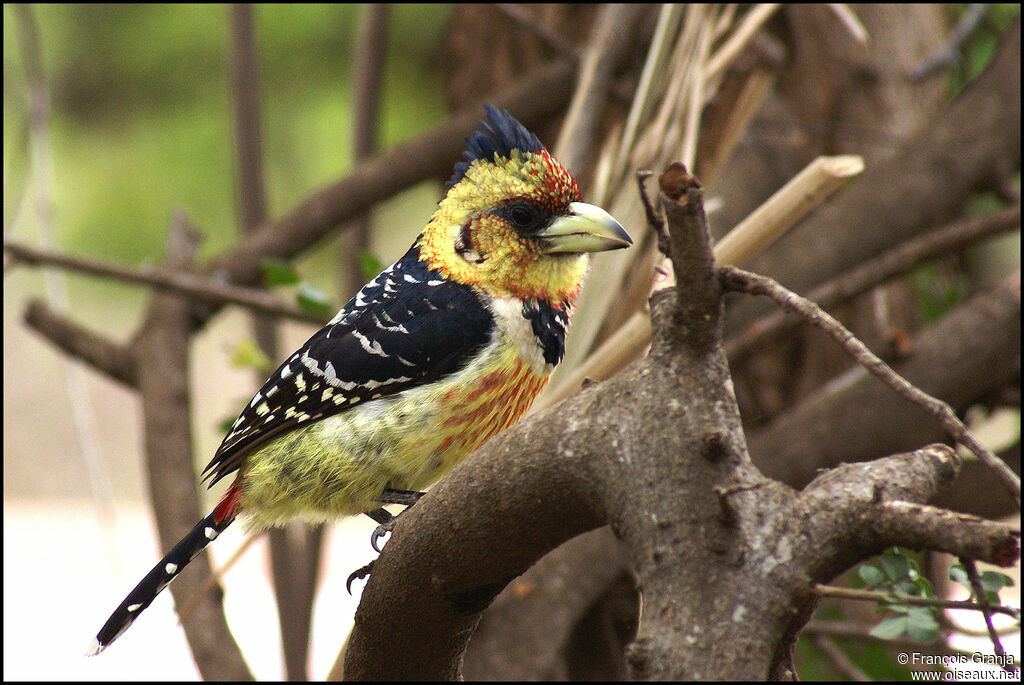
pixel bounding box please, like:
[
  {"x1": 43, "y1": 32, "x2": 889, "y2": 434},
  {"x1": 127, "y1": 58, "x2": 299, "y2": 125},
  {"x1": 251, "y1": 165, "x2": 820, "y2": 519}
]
[{"x1": 533, "y1": 149, "x2": 582, "y2": 206}]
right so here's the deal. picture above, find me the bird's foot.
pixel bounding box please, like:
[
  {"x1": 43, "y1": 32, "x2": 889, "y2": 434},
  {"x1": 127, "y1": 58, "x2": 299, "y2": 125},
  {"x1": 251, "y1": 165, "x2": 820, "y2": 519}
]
[{"x1": 346, "y1": 560, "x2": 374, "y2": 594}]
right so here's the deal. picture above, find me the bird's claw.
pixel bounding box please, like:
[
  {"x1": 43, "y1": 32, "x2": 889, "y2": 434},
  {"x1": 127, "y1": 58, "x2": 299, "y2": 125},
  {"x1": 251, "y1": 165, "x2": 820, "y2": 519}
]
[
  {"x1": 370, "y1": 519, "x2": 396, "y2": 553},
  {"x1": 346, "y1": 560, "x2": 375, "y2": 594}
]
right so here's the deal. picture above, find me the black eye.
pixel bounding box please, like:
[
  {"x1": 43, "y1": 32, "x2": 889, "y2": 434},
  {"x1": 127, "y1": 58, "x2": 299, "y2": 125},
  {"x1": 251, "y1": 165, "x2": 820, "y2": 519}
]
[
  {"x1": 500, "y1": 200, "x2": 548, "y2": 233},
  {"x1": 508, "y1": 203, "x2": 535, "y2": 228}
]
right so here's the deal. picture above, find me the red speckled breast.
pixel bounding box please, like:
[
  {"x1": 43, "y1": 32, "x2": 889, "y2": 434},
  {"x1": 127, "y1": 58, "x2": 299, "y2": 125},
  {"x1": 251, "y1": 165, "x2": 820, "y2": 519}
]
[{"x1": 434, "y1": 356, "x2": 549, "y2": 459}]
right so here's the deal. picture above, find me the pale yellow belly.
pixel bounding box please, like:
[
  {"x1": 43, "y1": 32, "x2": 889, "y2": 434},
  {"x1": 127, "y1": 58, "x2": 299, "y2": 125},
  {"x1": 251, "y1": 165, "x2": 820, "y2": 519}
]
[{"x1": 237, "y1": 343, "x2": 548, "y2": 530}]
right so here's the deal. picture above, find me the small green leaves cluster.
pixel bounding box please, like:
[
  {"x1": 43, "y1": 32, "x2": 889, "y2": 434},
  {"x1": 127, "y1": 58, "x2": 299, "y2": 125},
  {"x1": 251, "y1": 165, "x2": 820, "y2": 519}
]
[
  {"x1": 260, "y1": 258, "x2": 334, "y2": 319},
  {"x1": 857, "y1": 549, "x2": 1019, "y2": 643},
  {"x1": 858, "y1": 548, "x2": 939, "y2": 641}
]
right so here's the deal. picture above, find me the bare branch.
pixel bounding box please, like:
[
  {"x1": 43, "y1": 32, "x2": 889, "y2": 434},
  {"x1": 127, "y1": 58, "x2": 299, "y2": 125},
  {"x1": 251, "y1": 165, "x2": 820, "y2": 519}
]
[
  {"x1": 812, "y1": 584, "x2": 1021, "y2": 620},
  {"x1": 23, "y1": 300, "x2": 136, "y2": 386},
  {"x1": 746, "y1": 273, "x2": 1020, "y2": 515},
  {"x1": 911, "y1": 4, "x2": 990, "y2": 81},
  {"x1": 228, "y1": 3, "x2": 267, "y2": 238},
  {"x1": 653, "y1": 163, "x2": 720, "y2": 353},
  {"x1": 725, "y1": 204, "x2": 1022, "y2": 362},
  {"x1": 4, "y1": 237, "x2": 323, "y2": 324},
  {"x1": 959, "y1": 558, "x2": 1012, "y2": 669},
  {"x1": 865, "y1": 502, "x2": 1021, "y2": 566},
  {"x1": 720, "y1": 265, "x2": 1022, "y2": 506},
  {"x1": 339, "y1": 2, "x2": 387, "y2": 299}
]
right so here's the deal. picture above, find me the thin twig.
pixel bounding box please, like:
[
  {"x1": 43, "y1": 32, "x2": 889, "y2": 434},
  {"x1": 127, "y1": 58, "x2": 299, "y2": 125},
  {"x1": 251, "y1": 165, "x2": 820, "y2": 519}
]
[
  {"x1": 4, "y1": 237, "x2": 324, "y2": 324},
  {"x1": 911, "y1": 4, "x2": 990, "y2": 81},
  {"x1": 812, "y1": 584, "x2": 1021, "y2": 619},
  {"x1": 725, "y1": 204, "x2": 1022, "y2": 362},
  {"x1": 959, "y1": 558, "x2": 1011, "y2": 670},
  {"x1": 635, "y1": 169, "x2": 666, "y2": 253},
  {"x1": 719, "y1": 266, "x2": 1022, "y2": 507}
]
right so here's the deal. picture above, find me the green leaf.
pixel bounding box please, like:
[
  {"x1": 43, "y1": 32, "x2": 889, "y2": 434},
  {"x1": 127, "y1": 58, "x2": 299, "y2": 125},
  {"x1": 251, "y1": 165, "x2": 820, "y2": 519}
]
[
  {"x1": 949, "y1": 564, "x2": 970, "y2": 587},
  {"x1": 879, "y1": 553, "x2": 911, "y2": 582},
  {"x1": 858, "y1": 564, "x2": 885, "y2": 587},
  {"x1": 230, "y1": 338, "x2": 273, "y2": 373},
  {"x1": 869, "y1": 615, "x2": 908, "y2": 640},
  {"x1": 357, "y1": 250, "x2": 385, "y2": 282},
  {"x1": 980, "y1": 571, "x2": 1014, "y2": 594},
  {"x1": 261, "y1": 259, "x2": 301, "y2": 287},
  {"x1": 905, "y1": 607, "x2": 939, "y2": 642},
  {"x1": 297, "y1": 283, "x2": 333, "y2": 319}
]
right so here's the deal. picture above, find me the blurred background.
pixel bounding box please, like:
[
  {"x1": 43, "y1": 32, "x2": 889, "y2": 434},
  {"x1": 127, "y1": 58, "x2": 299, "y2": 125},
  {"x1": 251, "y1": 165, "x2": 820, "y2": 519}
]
[
  {"x1": 4, "y1": 4, "x2": 451, "y2": 679},
  {"x1": 4, "y1": 3, "x2": 1020, "y2": 681}
]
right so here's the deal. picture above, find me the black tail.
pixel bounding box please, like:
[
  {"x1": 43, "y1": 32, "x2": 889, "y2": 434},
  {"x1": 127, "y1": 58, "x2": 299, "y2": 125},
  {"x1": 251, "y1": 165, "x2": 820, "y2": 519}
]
[{"x1": 87, "y1": 509, "x2": 235, "y2": 655}]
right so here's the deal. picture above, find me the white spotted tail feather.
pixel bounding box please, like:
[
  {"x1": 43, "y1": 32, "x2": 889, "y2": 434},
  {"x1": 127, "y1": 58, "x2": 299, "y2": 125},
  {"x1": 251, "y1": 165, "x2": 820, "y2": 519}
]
[{"x1": 88, "y1": 507, "x2": 235, "y2": 655}]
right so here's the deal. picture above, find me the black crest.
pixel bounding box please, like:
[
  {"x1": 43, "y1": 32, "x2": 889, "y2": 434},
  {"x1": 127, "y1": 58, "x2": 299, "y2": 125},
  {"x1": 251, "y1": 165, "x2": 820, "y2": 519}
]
[{"x1": 447, "y1": 105, "x2": 545, "y2": 188}]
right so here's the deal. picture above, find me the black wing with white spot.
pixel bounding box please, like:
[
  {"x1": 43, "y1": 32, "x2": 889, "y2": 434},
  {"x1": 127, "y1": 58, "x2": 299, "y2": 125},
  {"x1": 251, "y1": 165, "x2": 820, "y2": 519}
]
[{"x1": 202, "y1": 243, "x2": 495, "y2": 486}]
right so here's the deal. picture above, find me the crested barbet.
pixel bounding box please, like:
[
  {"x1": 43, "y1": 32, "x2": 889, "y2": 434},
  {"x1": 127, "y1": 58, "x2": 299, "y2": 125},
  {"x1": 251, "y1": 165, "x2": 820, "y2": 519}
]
[{"x1": 89, "y1": 105, "x2": 631, "y2": 654}]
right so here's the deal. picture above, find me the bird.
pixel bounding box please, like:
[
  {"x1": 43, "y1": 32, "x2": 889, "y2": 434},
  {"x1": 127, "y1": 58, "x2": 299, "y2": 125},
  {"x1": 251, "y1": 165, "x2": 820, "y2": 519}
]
[{"x1": 88, "y1": 104, "x2": 631, "y2": 655}]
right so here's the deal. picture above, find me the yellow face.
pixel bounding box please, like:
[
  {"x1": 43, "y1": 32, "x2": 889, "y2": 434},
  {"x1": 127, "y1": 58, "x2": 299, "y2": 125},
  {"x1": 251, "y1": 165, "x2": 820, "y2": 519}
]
[{"x1": 418, "y1": 148, "x2": 590, "y2": 302}]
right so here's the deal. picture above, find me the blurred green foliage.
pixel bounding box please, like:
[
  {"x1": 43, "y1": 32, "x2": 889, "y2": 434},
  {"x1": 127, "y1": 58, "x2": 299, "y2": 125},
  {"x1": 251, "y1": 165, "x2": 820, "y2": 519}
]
[{"x1": 4, "y1": 4, "x2": 451, "y2": 316}]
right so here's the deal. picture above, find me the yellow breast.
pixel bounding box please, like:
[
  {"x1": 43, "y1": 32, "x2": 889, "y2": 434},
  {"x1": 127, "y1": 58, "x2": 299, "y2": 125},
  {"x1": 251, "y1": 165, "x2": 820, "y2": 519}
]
[{"x1": 238, "y1": 337, "x2": 550, "y2": 529}]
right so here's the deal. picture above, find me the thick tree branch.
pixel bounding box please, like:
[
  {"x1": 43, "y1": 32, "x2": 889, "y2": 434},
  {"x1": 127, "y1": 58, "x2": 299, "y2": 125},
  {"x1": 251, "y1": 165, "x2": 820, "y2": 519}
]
[
  {"x1": 462, "y1": 527, "x2": 629, "y2": 680},
  {"x1": 795, "y1": 447, "x2": 1020, "y2": 582},
  {"x1": 655, "y1": 163, "x2": 720, "y2": 352}
]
